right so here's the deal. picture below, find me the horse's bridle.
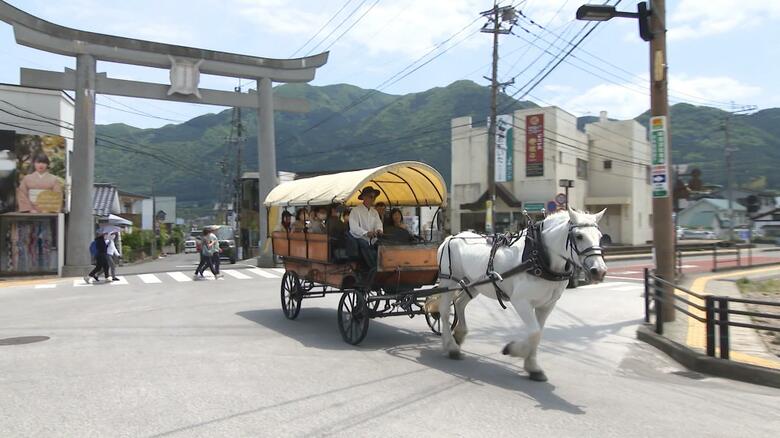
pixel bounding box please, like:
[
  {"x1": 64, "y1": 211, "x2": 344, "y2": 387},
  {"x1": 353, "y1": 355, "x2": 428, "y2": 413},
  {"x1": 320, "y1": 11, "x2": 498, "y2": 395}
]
[{"x1": 564, "y1": 223, "x2": 605, "y2": 272}]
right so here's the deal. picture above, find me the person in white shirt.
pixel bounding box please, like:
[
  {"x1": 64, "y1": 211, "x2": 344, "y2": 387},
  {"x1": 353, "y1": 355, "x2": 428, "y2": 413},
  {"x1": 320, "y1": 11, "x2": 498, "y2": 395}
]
[
  {"x1": 105, "y1": 232, "x2": 121, "y2": 281},
  {"x1": 349, "y1": 186, "x2": 383, "y2": 269}
]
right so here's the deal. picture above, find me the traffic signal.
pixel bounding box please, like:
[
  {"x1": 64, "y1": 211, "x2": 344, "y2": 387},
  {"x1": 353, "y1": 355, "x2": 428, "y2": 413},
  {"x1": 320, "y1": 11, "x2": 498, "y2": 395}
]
[{"x1": 746, "y1": 195, "x2": 761, "y2": 213}]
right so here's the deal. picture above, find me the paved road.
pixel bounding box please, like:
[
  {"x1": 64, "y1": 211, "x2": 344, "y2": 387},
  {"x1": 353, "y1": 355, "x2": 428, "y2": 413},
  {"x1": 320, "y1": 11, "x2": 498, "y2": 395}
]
[
  {"x1": 0, "y1": 261, "x2": 778, "y2": 437},
  {"x1": 605, "y1": 251, "x2": 780, "y2": 281}
]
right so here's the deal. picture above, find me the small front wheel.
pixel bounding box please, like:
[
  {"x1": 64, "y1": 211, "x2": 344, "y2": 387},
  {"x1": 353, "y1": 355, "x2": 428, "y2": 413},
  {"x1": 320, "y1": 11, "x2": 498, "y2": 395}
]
[
  {"x1": 281, "y1": 271, "x2": 302, "y2": 320},
  {"x1": 425, "y1": 301, "x2": 458, "y2": 336},
  {"x1": 337, "y1": 291, "x2": 369, "y2": 345}
]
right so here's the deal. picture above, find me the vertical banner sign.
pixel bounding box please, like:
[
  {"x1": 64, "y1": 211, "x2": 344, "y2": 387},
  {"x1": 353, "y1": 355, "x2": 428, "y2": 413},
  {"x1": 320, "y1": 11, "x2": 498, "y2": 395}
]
[
  {"x1": 494, "y1": 114, "x2": 514, "y2": 182},
  {"x1": 526, "y1": 114, "x2": 544, "y2": 177},
  {"x1": 650, "y1": 116, "x2": 669, "y2": 198}
]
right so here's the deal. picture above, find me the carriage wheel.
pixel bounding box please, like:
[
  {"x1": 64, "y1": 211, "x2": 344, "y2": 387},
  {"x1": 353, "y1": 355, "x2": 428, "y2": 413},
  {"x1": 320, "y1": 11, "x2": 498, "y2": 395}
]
[
  {"x1": 425, "y1": 301, "x2": 458, "y2": 336},
  {"x1": 280, "y1": 271, "x2": 303, "y2": 320},
  {"x1": 367, "y1": 289, "x2": 382, "y2": 312},
  {"x1": 337, "y1": 291, "x2": 369, "y2": 345}
]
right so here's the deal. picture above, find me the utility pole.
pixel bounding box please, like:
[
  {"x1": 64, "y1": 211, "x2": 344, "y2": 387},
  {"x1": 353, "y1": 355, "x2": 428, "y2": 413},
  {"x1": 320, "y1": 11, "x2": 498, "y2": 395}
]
[
  {"x1": 151, "y1": 179, "x2": 157, "y2": 258},
  {"x1": 480, "y1": 3, "x2": 515, "y2": 234},
  {"x1": 648, "y1": 0, "x2": 676, "y2": 322},
  {"x1": 232, "y1": 86, "x2": 245, "y2": 260},
  {"x1": 723, "y1": 120, "x2": 736, "y2": 241}
]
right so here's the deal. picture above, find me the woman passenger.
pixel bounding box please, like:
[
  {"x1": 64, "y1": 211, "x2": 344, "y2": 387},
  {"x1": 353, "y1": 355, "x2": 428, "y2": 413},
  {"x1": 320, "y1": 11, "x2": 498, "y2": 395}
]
[
  {"x1": 291, "y1": 207, "x2": 308, "y2": 232},
  {"x1": 383, "y1": 208, "x2": 413, "y2": 243},
  {"x1": 275, "y1": 210, "x2": 293, "y2": 232}
]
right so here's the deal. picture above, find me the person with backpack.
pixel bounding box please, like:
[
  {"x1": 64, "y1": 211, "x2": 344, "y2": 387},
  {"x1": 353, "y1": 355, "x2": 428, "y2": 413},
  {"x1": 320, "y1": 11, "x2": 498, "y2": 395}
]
[{"x1": 85, "y1": 232, "x2": 109, "y2": 283}]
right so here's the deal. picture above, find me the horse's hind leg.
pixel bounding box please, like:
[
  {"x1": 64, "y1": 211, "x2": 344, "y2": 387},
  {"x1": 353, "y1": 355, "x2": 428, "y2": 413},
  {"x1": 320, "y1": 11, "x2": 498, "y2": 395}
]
[
  {"x1": 452, "y1": 291, "x2": 472, "y2": 346},
  {"x1": 437, "y1": 285, "x2": 460, "y2": 359}
]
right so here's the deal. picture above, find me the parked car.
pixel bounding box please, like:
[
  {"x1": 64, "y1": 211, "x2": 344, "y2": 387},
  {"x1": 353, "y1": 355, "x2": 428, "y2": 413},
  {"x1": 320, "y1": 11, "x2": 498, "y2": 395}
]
[{"x1": 183, "y1": 239, "x2": 198, "y2": 254}]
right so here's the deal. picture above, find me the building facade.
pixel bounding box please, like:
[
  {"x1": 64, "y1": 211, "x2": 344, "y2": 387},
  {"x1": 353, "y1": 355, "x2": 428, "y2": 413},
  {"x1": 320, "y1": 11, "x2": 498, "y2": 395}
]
[{"x1": 450, "y1": 107, "x2": 653, "y2": 245}]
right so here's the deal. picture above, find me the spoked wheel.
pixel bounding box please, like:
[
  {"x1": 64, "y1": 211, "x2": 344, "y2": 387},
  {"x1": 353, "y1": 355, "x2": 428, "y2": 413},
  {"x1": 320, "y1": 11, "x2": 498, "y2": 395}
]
[
  {"x1": 280, "y1": 271, "x2": 303, "y2": 320},
  {"x1": 337, "y1": 290, "x2": 370, "y2": 345},
  {"x1": 425, "y1": 301, "x2": 458, "y2": 336}
]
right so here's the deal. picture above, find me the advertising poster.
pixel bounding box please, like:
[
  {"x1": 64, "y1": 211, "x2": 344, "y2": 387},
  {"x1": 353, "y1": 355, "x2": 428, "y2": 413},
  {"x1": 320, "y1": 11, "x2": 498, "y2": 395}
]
[
  {"x1": 14, "y1": 133, "x2": 66, "y2": 213},
  {"x1": 494, "y1": 114, "x2": 514, "y2": 182},
  {"x1": 0, "y1": 215, "x2": 58, "y2": 274},
  {"x1": 525, "y1": 114, "x2": 544, "y2": 177}
]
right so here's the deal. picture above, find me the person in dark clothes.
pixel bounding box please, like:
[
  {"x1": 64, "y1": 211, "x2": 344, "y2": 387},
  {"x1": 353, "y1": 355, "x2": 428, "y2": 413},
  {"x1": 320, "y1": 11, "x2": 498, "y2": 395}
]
[{"x1": 85, "y1": 232, "x2": 109, "y2": 283}]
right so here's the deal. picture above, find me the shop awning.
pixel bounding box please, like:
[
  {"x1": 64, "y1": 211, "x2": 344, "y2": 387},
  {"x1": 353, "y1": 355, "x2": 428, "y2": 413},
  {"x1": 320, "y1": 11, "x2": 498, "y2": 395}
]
[{"x1": 263, "y1": 161, "x2": 447, "y2": 208}]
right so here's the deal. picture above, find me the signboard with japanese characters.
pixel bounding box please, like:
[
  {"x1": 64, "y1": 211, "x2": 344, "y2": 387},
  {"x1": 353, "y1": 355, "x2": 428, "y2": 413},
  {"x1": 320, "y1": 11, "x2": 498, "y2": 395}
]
[
  {"x1": 650, "y1": 116, "x2": 669, "y2": 198},
  {"x1": 494, "y1": 114, "x2": 514, "y2": 182},
  {"x1": 525, "y1": 114, "x2": 544, "y2": 177}
]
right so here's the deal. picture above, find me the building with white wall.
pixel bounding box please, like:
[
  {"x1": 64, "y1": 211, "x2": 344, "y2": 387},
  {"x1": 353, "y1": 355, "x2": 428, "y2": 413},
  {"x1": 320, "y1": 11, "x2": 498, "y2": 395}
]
[{"x1": 450, "y1": 107, "x2": 653, "y2": 245}]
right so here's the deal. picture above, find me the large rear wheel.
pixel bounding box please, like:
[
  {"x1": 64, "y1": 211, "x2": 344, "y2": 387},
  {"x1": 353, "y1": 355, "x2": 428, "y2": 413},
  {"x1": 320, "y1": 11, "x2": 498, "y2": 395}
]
[
  {"x1": 280, "y1": 271, "x2": 302, "y2": 320},
  {"x1": 337, "y1": 290, "x2": 369, "y2": 345}
]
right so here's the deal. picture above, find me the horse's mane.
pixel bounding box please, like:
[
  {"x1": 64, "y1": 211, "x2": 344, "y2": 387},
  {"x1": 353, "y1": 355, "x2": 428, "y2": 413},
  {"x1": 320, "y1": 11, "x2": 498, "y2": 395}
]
[{"x1": 542, "y1": 209, "x2": 597, "y2": 228}]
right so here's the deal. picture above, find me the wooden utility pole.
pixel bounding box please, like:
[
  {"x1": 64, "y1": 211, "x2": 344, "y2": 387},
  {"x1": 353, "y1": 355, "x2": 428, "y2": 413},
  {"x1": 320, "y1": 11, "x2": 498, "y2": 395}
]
[
  {"x1": 233, "y1": 89, "x2": 245, "y2": 260},
  {"x1": 649, "y1": 0, "x2": 676, "y2": 322},
  {"x1": 481, "y1": 3, "x2": 515, "y2": 234}
]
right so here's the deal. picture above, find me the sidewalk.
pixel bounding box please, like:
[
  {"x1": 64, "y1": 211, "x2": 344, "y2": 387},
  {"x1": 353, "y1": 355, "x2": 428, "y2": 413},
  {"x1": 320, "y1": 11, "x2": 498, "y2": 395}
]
[{"x1": 661, "y1": 267, "x2": 780, "y2": 370}]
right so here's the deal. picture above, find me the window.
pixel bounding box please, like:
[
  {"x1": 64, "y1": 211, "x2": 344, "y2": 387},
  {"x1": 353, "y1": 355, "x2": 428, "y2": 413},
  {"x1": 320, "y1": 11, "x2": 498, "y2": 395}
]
[
  {"x1": 603, "y1": 160, "x2": 612, "y2": 170},
  {"x1": 558, "y1": 151, "x2": 563, "y2": 163},
  {"x1": 577, "y1": 158, "x2": 588, "y2": 179}
]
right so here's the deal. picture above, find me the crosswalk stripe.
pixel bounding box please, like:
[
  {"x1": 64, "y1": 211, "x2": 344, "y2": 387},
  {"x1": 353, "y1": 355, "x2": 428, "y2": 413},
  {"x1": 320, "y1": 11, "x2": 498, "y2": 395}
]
[
  {"x1": 248, "y1": 268, "x2": 280, "y2": 278},
  {"x1": 110, "y1": 276, "x2": 128, "y2": 286},
  {"x1": 579, "y1": 282, "x2": 620, "y2": 289},
  {"x1": 613, "y1": 285, "x2": 641, "y2": 292},
  {"x1": 74, "y1": 279, "x2": 92, "y2": 287},
  {"x1": 271, "y1": 268, "x2": 285, "y2": 274},
  {"x1": 167, "y1": 272, "x2": 192, "y2": 282},
  {"x1": 223, "y1": 270, "x2": 251, "y2": 279},
  {"x1": 138, "y1": 274, "x2": 162, "y2": 284},
  {"x1": 35, "y1": 284, "x2": 57, "y2": 289}
]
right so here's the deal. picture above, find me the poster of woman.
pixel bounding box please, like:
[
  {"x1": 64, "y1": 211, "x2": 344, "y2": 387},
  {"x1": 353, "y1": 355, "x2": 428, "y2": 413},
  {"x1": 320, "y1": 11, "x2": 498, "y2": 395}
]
[{"x1": 14, "y1": 134, "x2": 65, "y2": 213}]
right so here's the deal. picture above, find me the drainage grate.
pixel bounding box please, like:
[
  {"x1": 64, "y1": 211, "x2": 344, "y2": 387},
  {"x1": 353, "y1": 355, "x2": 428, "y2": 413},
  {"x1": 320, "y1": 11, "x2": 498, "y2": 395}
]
[
  {"x1": 0, "y1": 336, "x2": 50, "y2": 346},
  {"x1": 670, "y1": 370, "x2": 706, "y2": 380}
]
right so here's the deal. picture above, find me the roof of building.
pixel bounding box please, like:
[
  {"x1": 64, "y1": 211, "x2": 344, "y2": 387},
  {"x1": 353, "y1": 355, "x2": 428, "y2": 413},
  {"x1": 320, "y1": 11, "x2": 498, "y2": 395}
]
[
  {"x1": 699, "y1": 198, "x2": 746, "y2": 211},
  {"x1": 93, "y1": 183, "x2": 120, "y2": 216},
  {"x1": 117, "y1": 189, "x2": 149, "y2": 200}
]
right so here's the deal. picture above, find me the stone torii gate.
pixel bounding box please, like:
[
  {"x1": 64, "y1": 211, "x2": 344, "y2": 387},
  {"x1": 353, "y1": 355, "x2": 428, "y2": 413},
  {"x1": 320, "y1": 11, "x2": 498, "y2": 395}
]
[{"x1": 0, "y1": 1, "x2": 328, "y2": 274}]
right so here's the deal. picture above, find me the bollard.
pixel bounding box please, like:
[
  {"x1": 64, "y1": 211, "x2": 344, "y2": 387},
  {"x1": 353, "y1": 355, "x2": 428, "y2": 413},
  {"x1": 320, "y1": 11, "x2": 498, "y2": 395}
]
[
  {"x1": 654, "y1": 276, "x2": 663, "y2": 335},
  {"x1": 718, "y1": 297, "x2": 730, "y2": 360},
  {"x1": 705, "y1": 295, "x2": 716, "y2": 357},
  {"x1": 644, "y1": 268, "x2": 650, "y2": 323}
]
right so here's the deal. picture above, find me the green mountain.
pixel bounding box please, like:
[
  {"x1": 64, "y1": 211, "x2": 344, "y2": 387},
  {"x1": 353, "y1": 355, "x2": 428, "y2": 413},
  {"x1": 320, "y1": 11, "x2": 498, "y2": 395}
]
[{"x1": 95, "y1": 80, "x2": 780, "y2": 215}]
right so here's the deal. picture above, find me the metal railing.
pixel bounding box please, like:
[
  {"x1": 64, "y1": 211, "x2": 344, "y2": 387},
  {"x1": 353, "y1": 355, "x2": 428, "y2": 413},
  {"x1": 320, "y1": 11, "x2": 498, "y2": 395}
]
[{"x1": 644, "y1": 268, "x2": 780, "y2": 360}]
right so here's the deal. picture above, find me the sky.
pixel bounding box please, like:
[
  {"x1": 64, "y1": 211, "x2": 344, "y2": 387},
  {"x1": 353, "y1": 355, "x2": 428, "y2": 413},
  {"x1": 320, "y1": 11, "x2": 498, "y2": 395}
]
[{"x1": 0, "y1": 0, "x2": 778, "y2": 129}]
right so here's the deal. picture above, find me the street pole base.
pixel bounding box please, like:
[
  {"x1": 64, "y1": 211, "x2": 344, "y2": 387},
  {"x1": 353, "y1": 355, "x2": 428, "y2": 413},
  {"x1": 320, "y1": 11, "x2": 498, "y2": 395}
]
[
  {"x1": 61, "y1": 264, "x2": 92, "y2": 277},
  {"x1": 255, "y1": 253, "x2": 276, "y2": 268}
]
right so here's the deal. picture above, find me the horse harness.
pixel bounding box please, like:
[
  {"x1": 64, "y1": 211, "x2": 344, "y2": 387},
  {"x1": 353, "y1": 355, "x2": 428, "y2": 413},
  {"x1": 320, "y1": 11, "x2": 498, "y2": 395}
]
[{"x1": 439, "y1": 220, "x2": 604, "y2": 310}]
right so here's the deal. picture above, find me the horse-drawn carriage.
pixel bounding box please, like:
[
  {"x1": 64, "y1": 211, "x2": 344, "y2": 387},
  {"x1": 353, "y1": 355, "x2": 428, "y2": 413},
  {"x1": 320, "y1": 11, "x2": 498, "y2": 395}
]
[
  {"x1": 265, "y1": 161, "x2": 609, "y2": 381},
  {"x1": 264, "y1": 161, "x2": 453, "y2": 345}
]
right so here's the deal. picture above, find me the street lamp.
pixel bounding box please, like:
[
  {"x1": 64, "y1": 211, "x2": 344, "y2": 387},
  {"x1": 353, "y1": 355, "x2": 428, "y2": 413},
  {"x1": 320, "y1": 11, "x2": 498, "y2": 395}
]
[
  {"x1": 577, "y1": 0, "x2": 675, "y2": 322},
  {"x1": 576, "y1": 2, "x2": 653, "y2": 41}
]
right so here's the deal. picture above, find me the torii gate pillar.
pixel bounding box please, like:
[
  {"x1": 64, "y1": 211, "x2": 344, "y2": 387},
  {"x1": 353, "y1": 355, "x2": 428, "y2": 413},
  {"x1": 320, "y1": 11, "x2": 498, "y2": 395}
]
[{"x1": 256, "y1": 77, "x2": 276, "y2": 267}]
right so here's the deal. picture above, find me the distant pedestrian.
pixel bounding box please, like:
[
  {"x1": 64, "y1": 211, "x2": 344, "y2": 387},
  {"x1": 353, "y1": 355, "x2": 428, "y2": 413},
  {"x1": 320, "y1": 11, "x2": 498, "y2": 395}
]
[
  {"x1": 194, "y1": 228, "x2": 217, "y2": 279},
  {"x1": 106, "y1": 232, "x2": 121, "y2": 281},
  {"x1": 85, "y1": 232, "x2": 109, "y2": 283},
  {"x1": 210, "y1": 229, "x2": 223, "y2": 278}
]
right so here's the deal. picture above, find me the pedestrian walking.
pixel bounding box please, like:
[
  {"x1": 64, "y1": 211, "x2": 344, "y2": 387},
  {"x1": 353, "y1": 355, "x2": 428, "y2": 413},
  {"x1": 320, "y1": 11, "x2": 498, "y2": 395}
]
[
  {"x1": 194, "y1": 228, "x2": 217, "y2": 279},
  {"x1": 85, "y1": 232, "x2": 109, "y2": 283},
  {"x1": 106, "y1": 232, "x2": 121, "y2": 281}
]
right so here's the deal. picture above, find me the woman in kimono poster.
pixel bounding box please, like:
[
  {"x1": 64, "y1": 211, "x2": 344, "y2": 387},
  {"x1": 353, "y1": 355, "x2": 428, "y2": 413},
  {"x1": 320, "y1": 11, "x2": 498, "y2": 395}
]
[{"x1": 15, "y1": 134, "x2": 65, "y2": 213}]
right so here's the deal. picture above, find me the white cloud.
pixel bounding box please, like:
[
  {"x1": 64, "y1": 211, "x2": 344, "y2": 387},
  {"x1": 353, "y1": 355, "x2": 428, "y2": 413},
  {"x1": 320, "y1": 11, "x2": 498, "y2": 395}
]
[
  {"x1": 670, "y1": 0, "x2": 780, "y2": 40},
  {"x1": 543, "y1": 74, "x2": 762, "y2": 119}
]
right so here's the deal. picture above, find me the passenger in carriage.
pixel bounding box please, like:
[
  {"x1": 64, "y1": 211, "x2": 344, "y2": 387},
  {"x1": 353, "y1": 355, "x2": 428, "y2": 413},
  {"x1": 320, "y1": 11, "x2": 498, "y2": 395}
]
[
  {"x1": 349, "y1": 186, "x2": 383, "y2": 270},
  {"x1": 308, "y1": 206, "x2": 327, "y2": 233},
  {"x1": 291, "y1": 207, "x2": 308, "y2": 232},
  {"x1": 383, "y1": 208, "x2": 413, "y2": 243},
  {"x1": 275, "y1": 210, "x2": 293, "y2": 232},
  {"x1": 375, "y1": 201, "x2": 387, "y2": 223}
]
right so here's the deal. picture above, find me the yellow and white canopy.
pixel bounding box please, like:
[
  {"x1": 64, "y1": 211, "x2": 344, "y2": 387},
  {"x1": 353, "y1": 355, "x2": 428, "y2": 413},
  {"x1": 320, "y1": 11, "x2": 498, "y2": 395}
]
[{"x1": 263, "y1": 161, "x2": 447, "y2": 207}]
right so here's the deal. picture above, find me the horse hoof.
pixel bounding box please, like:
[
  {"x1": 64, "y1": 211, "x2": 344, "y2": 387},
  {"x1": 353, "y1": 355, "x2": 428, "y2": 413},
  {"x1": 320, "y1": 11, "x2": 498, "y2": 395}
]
[
  {"x1": 448, "y1": 350, "x2": 463, "y2": 360},
  {"x1": 528, "y1": 371, "x2": 548, "y2": 382},
  {"x1": 502, "y1": 343, "x2": 512, "y2": 355}
]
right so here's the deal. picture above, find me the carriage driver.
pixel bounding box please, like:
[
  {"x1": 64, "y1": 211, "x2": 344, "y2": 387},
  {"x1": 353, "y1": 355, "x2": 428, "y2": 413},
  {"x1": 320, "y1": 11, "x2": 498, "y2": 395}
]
[{"x1": 349, "y1": 186, "x2": 383, "y2": 269}]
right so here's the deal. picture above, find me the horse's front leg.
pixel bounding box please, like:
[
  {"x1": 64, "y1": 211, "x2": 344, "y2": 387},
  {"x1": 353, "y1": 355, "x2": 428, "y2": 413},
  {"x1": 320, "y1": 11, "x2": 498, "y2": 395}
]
[
  {"x1": 503, "y1": 293, "x2": 546, "y2": 381},
  {"x1": 522, "y1": 300, "x2": 558, "y2": 382},
  {"x1": 437, "y1": 286, "x2": 460, "y2": 359}
]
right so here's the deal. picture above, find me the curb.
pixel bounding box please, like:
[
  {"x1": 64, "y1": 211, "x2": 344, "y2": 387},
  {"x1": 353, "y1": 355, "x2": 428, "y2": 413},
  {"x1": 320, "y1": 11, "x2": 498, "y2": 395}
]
[{"x1": 636, "y1": 324, "x2": 780, "y2": 389}]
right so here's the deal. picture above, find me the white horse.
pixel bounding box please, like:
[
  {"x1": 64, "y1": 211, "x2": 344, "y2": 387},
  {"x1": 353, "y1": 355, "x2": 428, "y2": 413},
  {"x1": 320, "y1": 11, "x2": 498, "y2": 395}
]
[{"x1": 436, "y1": 207, "x2": 607, "y2": 382}]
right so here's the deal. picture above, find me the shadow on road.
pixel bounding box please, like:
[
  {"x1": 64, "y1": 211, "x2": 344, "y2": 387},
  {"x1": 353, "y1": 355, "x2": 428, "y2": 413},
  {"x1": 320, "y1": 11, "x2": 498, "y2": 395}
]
[{"x1": 236, "y1": 307, "x2": 437, "y2": 351}]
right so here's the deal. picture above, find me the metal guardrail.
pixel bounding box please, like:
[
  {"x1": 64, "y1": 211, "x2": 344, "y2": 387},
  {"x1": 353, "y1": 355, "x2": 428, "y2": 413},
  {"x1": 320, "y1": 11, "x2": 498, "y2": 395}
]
[{"x1": 644, "y1": 268, "x2": 780, "y2": 360}]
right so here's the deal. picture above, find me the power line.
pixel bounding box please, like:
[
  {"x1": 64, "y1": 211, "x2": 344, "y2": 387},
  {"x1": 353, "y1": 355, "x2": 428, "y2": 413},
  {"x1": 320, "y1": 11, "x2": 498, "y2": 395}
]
[
  {"x1": 305, "y1": 0, "x2": 372, "y2": 55},
  {"x1": 322, "y1": 0, "x2": 382, "y2": 52},
  {"x1": 289, "y1": 0, "x2": 355, "y2": 57}
]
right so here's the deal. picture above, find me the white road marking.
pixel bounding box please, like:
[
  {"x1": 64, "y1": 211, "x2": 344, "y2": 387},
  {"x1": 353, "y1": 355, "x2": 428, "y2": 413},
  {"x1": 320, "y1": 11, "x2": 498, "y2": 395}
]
[
  {"x1": 167, "y1": 272, "x2": 192, "y2": 282},
  {"x1": 138, "y1": 274, "x2": 162, "y2": 284},
  {"x1": 604, "y1": 275, "x2": 645, "y2": 282},
  {"x1": 110, "y1": 276, "x2": 128, "y2": 286},
  {"x1": 613, "y1": 285, "x2": 642, "y2": 292},
  {"x1": 35, "y1": 284, "x2": 57, "y2": 289},
  {"x1": 73, "y1": 279, "x2": 92, "y2": 287},
  {"x1": 271, "y1": 268, "x2": 285, "y2": 274},
  {"x1": 223, "y1": 270, "x2": 251, "y2": 279},
  {"x1": 680, "y1": 264, "x2": 697, "y2": 268},
  {"x1": 579, "y1": 282, "x2": 619, "y2": 289},
  {"x1": 248, "y1": 268, "x2": 280, "y2": 278},
  {"x1": 612, "y1": 270, "x2": 641, "y2": 275}
]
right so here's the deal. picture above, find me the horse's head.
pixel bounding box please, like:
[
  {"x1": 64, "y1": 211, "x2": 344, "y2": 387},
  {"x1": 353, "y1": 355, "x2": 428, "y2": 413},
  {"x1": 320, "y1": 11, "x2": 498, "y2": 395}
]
[{"x1": 567, "y1": 207, "x2": 608, "y2": 283}]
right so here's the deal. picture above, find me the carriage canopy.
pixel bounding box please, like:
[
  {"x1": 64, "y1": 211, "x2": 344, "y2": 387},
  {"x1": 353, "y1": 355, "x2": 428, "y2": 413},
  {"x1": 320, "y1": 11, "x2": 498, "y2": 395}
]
[{"x1": 263, "y1": 161, "x2": 447, "y2": 208}]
